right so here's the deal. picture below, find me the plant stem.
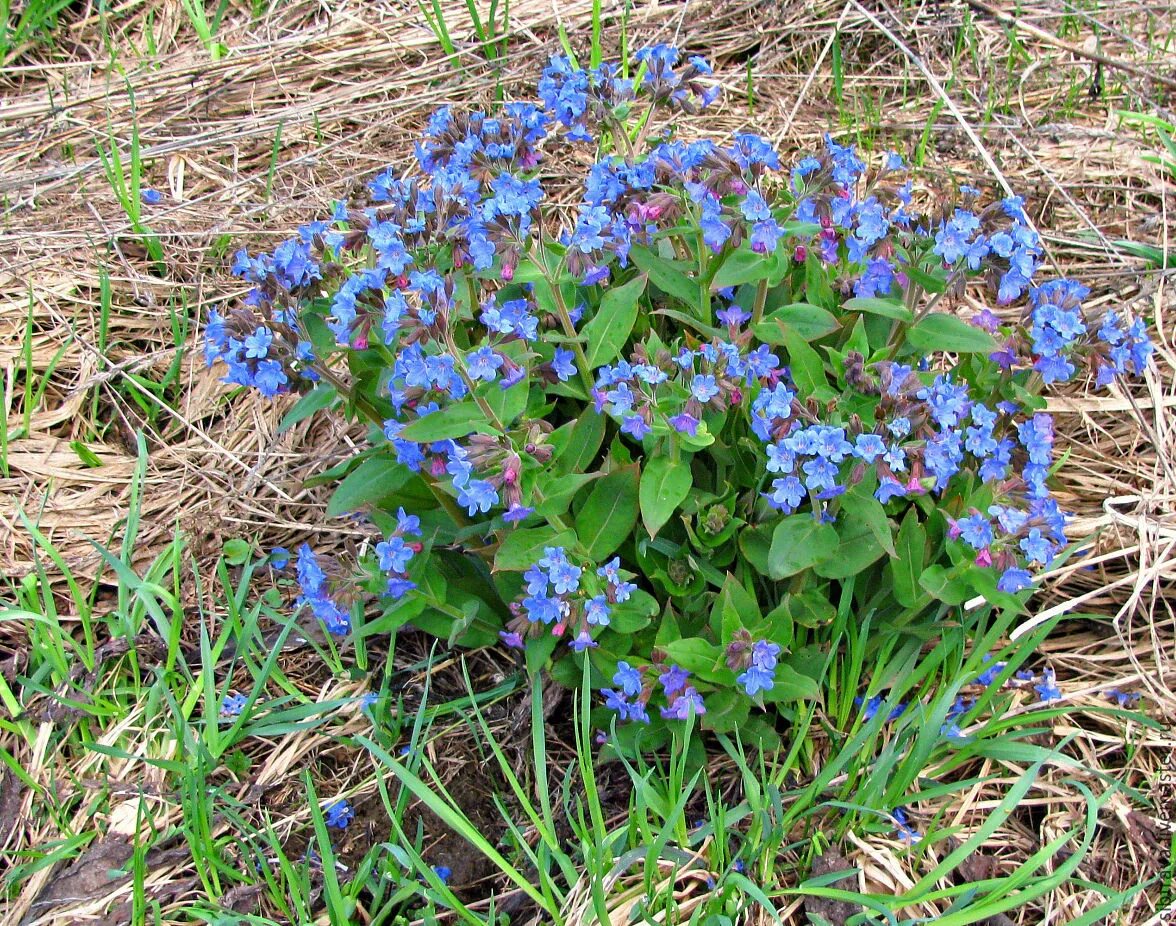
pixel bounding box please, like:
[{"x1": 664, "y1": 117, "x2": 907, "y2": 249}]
[
  {"x1": 535, "y1": 247, "x2": 597, "y2": 397},
  {"x1": 751, "y1": 277, "x2": 769, "y2": 327}
]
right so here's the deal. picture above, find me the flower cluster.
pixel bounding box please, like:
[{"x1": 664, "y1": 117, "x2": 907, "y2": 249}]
[
  {"x1": 973, "y1": 279, "x2": 1155, "y2": 385},
  {"x1": 854, "y1": 654, "x2": 1063, "y2": 744},
  {"x1": 202, "y1": 47, "x2": 1154, "y2": 745},
  {"x1": 602, "y1": 660, "x2": 706, "y2": 723},
  {"x1": 375, "y1": 508, "x2": 423, "y2": 599},
  {"x1": 293, "y1": 511, "x2": 420, "y2": 636},
  {"x1": 295, "y1": 544, "x2": 352, "y2": 636},
  {"x1": 501, "y1": 550, "x2": 637, "y2": 652},
  {"x1": 593, "y1": 333, "x2": 775, "y2": 440},
  {"x1": 730, "y1": 638, "x2": 781, "y2": 697}
]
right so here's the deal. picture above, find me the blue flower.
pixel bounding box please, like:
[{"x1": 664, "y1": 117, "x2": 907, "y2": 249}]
[
  {"x1": 376, "y1": 536, "x2": 415, "y2": 574},
  {"x1": 737, "y1": 665, "x2": 774, "y2": 696},
  {"x1": 1019, "y1": 528, "x2": 1054, "y2": 566},
  {"x1": 585, "y1": 595, "x2": 611, "y2": 626},
  {"x1": 893, "y1": 807, "x2": 921, "y2": 843},
  {"x1": 432, "y1": 865, "x2": 452, "y2": 884},
  {"x1": 767, "y1": 476, "x2": 805, "y2": 512},
  {"x1": 1034, "y1": 668, "x2": 1062, "y2": 702},
  {"x1": 621, "y1": 415, "x2": 651, "y2": 440},
  {"x1": 613, "y1": 661, "x2": 643, "y2": 697},
  {"x1": 690, "y1": 374, "x2": 720, "y2": 403},
  {"x1": 140, "y1": 188, "x2": 163, "y2": 205},
  {"x1": 957, "y1": 513, "x2": 993, "y2": 550},
  {"x1": 466, "y1": 346, "x2": 503, "y2": 382},
  {"x1": 324, "y1": 799, "x2": 355, "y2": 829},
  {"x1": 570, "y1": 630, "x2": 597, "y2": 652},
  {"x1": 933, "y1": 209, "x2": 981, "y2": 264},
  {"x1": 998, "y1": 567, "x2": 1033, "y2": 593},
  {"x1": 220, "y1": 692, "x2": 248, "y2": 717},
  {"x1": 551, "y1": 348, "x2": 576, "y2": 382},
  {"x1": 973, "y1": 658, "x2": 1007, "y2": 687},
  {"x1": 457, "y1": 479, "x2": 498, "y2": 516},
  {"x1": 269, "y1": 547, "x2": 290, "y2": 569},
  {"x1": 503, "y1": 504, "x2": 534, "y2": 523}
]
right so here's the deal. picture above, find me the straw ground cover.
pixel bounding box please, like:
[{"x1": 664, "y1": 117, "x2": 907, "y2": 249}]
[{"x1": 0, "y1": 0, "x2": 1173, "y2": 923}]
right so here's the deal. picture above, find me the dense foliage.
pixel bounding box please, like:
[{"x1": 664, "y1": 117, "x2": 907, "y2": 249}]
[{"x1": 204, "y1": 45, "x2": 1151, "y2": 748}]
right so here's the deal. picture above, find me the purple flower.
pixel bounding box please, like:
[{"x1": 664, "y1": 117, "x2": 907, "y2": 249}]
[
  {"x1": 717, "y1": 305, "x2": 751, "y2": 328},
  {"x1": 499, "y1": 630, "x2": 525, "y2": 649},
  {"x1": 621, "y1": 414, "x2": 652, "y2": 440},
  {"x1": 668, "y1": 413, "x2": 700, "y2": 436},
  {"x1": 570, "y1": 630, "x2": 597, "y2": 652},
  {"x1": 503, "y1": 504, "x2": 534, "y2": 523},
  {"x1": 659, "y1": 665, "x2": 690, "y2": 697},
  {"x1": 661, "y1": 686, "x2": 706, "y2": 720}
]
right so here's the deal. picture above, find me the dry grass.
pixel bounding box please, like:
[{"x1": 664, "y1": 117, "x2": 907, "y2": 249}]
[{"x1": 1, "y1": 0, "x2": 1174, "y2": 922}]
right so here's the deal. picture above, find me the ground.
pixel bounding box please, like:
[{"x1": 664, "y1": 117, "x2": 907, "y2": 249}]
[{"x1": 0, "y1": 0, "x2": 1173, "y2": 923}]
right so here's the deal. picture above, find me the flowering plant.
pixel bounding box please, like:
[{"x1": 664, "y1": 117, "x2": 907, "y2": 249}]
[{"x1": 205, "y1": 46, "x2": 1151, "y2": 747}]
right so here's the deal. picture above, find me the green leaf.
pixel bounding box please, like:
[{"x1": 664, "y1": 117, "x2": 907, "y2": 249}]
[
  {"x1": 582, "y1": 274, "x2": 648, "y2": 368},
  {"x1": 919, "y1": 564, "x2": 972, "y2": 604},
  {"x1": 841, "y1": 487, "x2": 896, "y2": 556},
  {"x1": 535, "y1": 472, "x2": 599, "y2": 519},
  {"x1": 631, "y1": 244, "x2": 700, "y2": 309},
  {"x1": 739, "y1": 523, "x2": 773, "y2": 575},
  {"x1": 609, "y1": 589, "x2": 658, "y2": 633},
  {"x1": 714, "y1": 574, "x2": 761, "y2": 642},
  {"x1": 812, "y1": 518, "x2": 886, "y2": 579},
  {"x1": 652, "y1": 308, "x2": 723, "y2": 340},
  {"x1": 223, "y1": 538, "x2": 252, "y2": 566},
  {"x1": 577, "y1": 464, "x2": 640, "y2": 560},
  {"x1": 905, "y1": 262, "x2": 947, "y2": 294},
  {"x1": 70, "y1": 440, "x2": 102, "y2": 468},
  {"x1": 712, "y1": 246, "x2": 773, "y2": 289},
  {"x1": 326, "y1": 456, "x2": 413, "y2": 517},
  {"x1": 278, "y1": 384, "x2": 336, "y2": 433},
  {"x1": 782, "y1": 328, "x2": 831, "y2": 400},
  {"x1": 784, "y1": 590, "x2": 836, "y2": 629},
  {"x1": 767, "y1": 515, "x2": 839, "y2": 579},
  {"x1": 906, "y1": 314, "x2": 998, "y2": 354},
  {"x1": 843, "y1": 296, "x2": 913, "y2": 322},
  {"x1": 397, "y1": 401, "x2": 496, "y2": 442},
  {"x1": 804, "y1": 251, "x2": 836, "y2": 309},
  {"x1": 700, "y1": 688, "x2": 751, "y2": 733},
  {"x1": 639, "y1": 455, "x2": 692, "y2": 538},
  {"x1": 761, "y1": 660, "x2": 821, "y2": 702},
  {"x1": 753, "y1": 303, "x2": 840, "y2": 343},
  {"x1": 890, "y1": 508, "x2": 925, "y2": 608},
  {"x1": 480, "y1": 375, "x2": 528, "y2": 429},
  {"x1": 555, "y1": 410, "x2": 606, "y2": 475},
  {"x1": 660, "y1": 638, "x2": 727, "y2": 683},
  {"x1": 494, "y1": 526, "x2": 577, "y2": 571}
]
